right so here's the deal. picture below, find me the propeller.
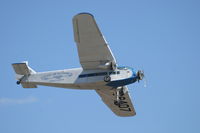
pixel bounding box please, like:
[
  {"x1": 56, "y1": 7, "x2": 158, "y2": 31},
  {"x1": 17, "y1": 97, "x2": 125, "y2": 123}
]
[
  {"x1": 143, "y1": 76, "x2": 147, "y2": 88},
  {"x1": 137, "y1": 70, "x2": 144, "y2": 81},
  {"x1": 137, "y1": 70, "x2": 147, "y2": 88}
]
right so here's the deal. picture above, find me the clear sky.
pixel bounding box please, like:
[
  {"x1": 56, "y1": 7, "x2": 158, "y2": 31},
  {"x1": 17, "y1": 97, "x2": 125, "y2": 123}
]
[{"x1": 0, "y1": 0, "x2": 200, "y2": 133}]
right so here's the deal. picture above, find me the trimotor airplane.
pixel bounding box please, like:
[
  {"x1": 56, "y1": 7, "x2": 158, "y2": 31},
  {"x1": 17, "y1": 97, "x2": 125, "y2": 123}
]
[{"x1": 12, "y1": 13, "x2": 144, "y2": 117}]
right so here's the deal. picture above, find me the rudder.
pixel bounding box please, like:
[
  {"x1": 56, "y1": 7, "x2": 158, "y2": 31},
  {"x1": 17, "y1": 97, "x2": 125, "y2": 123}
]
[
  {"x1": 12, "y1": 61, "x2": 36, "y2": 75},
  {"x1": 12, "y1": 61, "x2": 37, "y2": 88}
]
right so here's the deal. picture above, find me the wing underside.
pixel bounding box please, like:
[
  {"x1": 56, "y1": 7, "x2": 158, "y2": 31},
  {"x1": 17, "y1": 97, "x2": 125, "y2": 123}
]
[
  {"x1": 95, "y1": 86, "x2": 136, "y2": 117},
  {"x1": 73, "y1": 13, "x2": 116, "y2": 70}
]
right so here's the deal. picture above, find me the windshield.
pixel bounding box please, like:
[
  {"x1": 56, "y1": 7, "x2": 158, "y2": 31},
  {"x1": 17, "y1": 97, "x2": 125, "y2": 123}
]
[{"x1": 117, "y1": 66, "x2": 132, "y2": 70}]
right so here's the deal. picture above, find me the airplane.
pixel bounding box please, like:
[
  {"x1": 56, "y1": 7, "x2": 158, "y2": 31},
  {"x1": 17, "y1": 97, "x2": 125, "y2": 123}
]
[{"x1": 12, "y1": 13, "x2": 145, "y2": 117}]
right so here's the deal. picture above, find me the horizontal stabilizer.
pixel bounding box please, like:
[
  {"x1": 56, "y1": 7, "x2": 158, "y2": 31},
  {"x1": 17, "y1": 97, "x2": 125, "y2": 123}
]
[
  {"x1": 12, "y1": 61, "x2": 37, "y2": 88},
  {"x1": 21, "y1": 83, "x2": 37, "y2": 88},
  {"x1": 12, "y1": 62, "x2": 36, "y2": 75}
]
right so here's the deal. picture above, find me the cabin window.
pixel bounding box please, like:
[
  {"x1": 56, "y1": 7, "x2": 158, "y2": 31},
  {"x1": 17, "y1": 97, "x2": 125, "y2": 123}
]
[
  {"x1": 109, "y1": 71, "x2": 116, "y2": 75},
  {"x1": 79, "y1": 72, "x2": 107, "y2": 78},
  {"x1": 79, "y1": 71, "x2": 120, "y2": 78}
]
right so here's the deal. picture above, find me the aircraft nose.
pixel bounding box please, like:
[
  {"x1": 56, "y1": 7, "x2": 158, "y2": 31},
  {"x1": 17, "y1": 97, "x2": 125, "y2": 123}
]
[{"x1": 137, "y1": 70, "x2": 144, "y2": 81}]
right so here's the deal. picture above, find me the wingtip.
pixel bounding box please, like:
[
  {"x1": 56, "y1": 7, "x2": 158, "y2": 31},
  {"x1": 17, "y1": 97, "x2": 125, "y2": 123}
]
[
  {"x1": 12, "y1": 61, "x2": 28, "y2": 65},
  {"x1": 74, "y1": 12, "x2": 94, "y2": 18}
]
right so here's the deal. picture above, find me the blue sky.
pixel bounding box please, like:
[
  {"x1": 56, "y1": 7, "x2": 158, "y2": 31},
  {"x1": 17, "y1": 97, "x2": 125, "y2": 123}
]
[{"x1": 0, "y1": 0, "x2": 200, "y2": 133}]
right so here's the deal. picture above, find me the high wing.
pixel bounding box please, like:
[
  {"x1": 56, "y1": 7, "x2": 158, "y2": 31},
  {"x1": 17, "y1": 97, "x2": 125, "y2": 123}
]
[
  {"x1": 95, "y1": 86, "x2": 136, "y2": 117},
  {"x1": 73, "y1": 13, "x2": 116, "y2": 70}
]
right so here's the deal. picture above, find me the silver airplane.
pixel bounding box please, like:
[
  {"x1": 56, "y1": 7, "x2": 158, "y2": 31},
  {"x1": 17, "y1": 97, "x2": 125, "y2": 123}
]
[{"x1": 12, "y1": 13, "x2": 144, "y2": 117}]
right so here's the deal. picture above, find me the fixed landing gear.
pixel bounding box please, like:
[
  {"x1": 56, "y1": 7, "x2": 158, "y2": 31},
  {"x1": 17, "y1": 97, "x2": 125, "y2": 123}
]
[
  {"x1": 104, "y1": 75, "x2": 111, "y2": 82},
  {"x1": 16, "y1": 76, "x2": 24, "y2": 85},
  {"x1": 114, "y1": 87, "x2": 125, "y2": 106},
  {"x1": 16, "y1": 80, "x2": 21, "y2": 85}
]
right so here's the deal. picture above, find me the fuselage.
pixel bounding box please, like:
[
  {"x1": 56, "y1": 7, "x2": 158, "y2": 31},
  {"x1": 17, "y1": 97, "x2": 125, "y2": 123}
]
[{"x1": 22, "y1": 66, "x2": 138, "y2": 90}]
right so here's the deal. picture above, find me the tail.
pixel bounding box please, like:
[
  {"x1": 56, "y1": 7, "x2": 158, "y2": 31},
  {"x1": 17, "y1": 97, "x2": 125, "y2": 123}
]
[{"x1": 12, "y1": 61, "x2": 37, "y2": 88}]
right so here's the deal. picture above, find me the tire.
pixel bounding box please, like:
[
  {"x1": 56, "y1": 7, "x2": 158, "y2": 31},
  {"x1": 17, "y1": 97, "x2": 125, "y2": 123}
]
[
  {"x1": 104, "y1": 75, "x2": 111, "y2": 82},
  {"x1": 16, "y1": 81, "x2": 21, "y2": 85}
]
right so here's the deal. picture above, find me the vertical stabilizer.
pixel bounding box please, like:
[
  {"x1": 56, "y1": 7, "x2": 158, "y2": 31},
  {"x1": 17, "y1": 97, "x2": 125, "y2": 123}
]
[
  {"x1": 12, "y1": 61, "x2": 37, "y2": 88},
  {"x1": 12, "y1": 61, "x2": 36, "y2": 75}
]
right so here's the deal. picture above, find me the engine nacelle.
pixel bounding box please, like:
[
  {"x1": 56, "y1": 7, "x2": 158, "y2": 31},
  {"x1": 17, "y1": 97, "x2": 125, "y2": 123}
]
[{"x1": 98, "y1": 61, "x2": 117, "y2": 70}]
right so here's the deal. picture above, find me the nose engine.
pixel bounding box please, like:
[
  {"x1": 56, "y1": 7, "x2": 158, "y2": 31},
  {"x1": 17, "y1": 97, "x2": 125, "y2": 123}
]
[{"x1": 137, "y1": 70, "x2": 144, "y2": 81}]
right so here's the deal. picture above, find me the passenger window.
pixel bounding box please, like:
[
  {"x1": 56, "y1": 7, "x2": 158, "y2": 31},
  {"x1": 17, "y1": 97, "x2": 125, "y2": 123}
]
[{"x1": 109, "y1": 72, "x2": 116, "y2": 75}]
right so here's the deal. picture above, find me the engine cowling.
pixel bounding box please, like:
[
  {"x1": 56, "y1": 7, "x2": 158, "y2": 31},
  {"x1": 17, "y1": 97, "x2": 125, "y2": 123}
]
[{"x1": 137, "y1": 70, "x2": 144, "y2": 81}]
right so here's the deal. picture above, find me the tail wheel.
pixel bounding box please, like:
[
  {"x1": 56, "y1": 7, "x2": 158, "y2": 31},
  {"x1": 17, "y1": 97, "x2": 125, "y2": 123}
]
[{"x1": 104, "y1": 75, "x2": 111, "y2": 82}]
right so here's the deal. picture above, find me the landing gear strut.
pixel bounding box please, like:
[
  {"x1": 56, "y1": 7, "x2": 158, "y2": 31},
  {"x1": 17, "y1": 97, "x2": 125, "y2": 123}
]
[
  {"x1": 16, "y1": 76, "x2": 25, "y2": 85},
  {"x1": 114, "y1": 87, "x2": 125, "y2": 106}
]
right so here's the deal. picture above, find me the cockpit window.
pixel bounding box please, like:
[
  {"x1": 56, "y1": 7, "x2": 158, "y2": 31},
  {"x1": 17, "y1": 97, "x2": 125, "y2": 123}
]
[
  {"x1": 79, "y1": 71, "x2": 121, "y2": 78},
  {"x1": 117, "y1": 66, "x2": 129, "y2": 70},
  {"x1": 109, "y1": 71, "x2": 120, "y2": 75}
]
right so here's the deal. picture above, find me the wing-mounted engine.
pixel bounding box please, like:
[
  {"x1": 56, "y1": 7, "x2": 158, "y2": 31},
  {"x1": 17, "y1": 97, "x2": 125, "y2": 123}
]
[
  {"x1": 98, "y1": 61, "x2": 117, "y2": 70},
  {"x1": 111, "y1": 61, "x2": 117, "y2": 70}
]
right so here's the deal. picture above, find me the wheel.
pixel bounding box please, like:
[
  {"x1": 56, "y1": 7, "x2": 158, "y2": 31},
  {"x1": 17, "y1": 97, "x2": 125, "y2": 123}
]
[
  {"x1": 104, "y1": 75, "x2": 111, "y2": 82},
  {"x1": 16, "y1": 81, "x2": 21, "y2": 85}
]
